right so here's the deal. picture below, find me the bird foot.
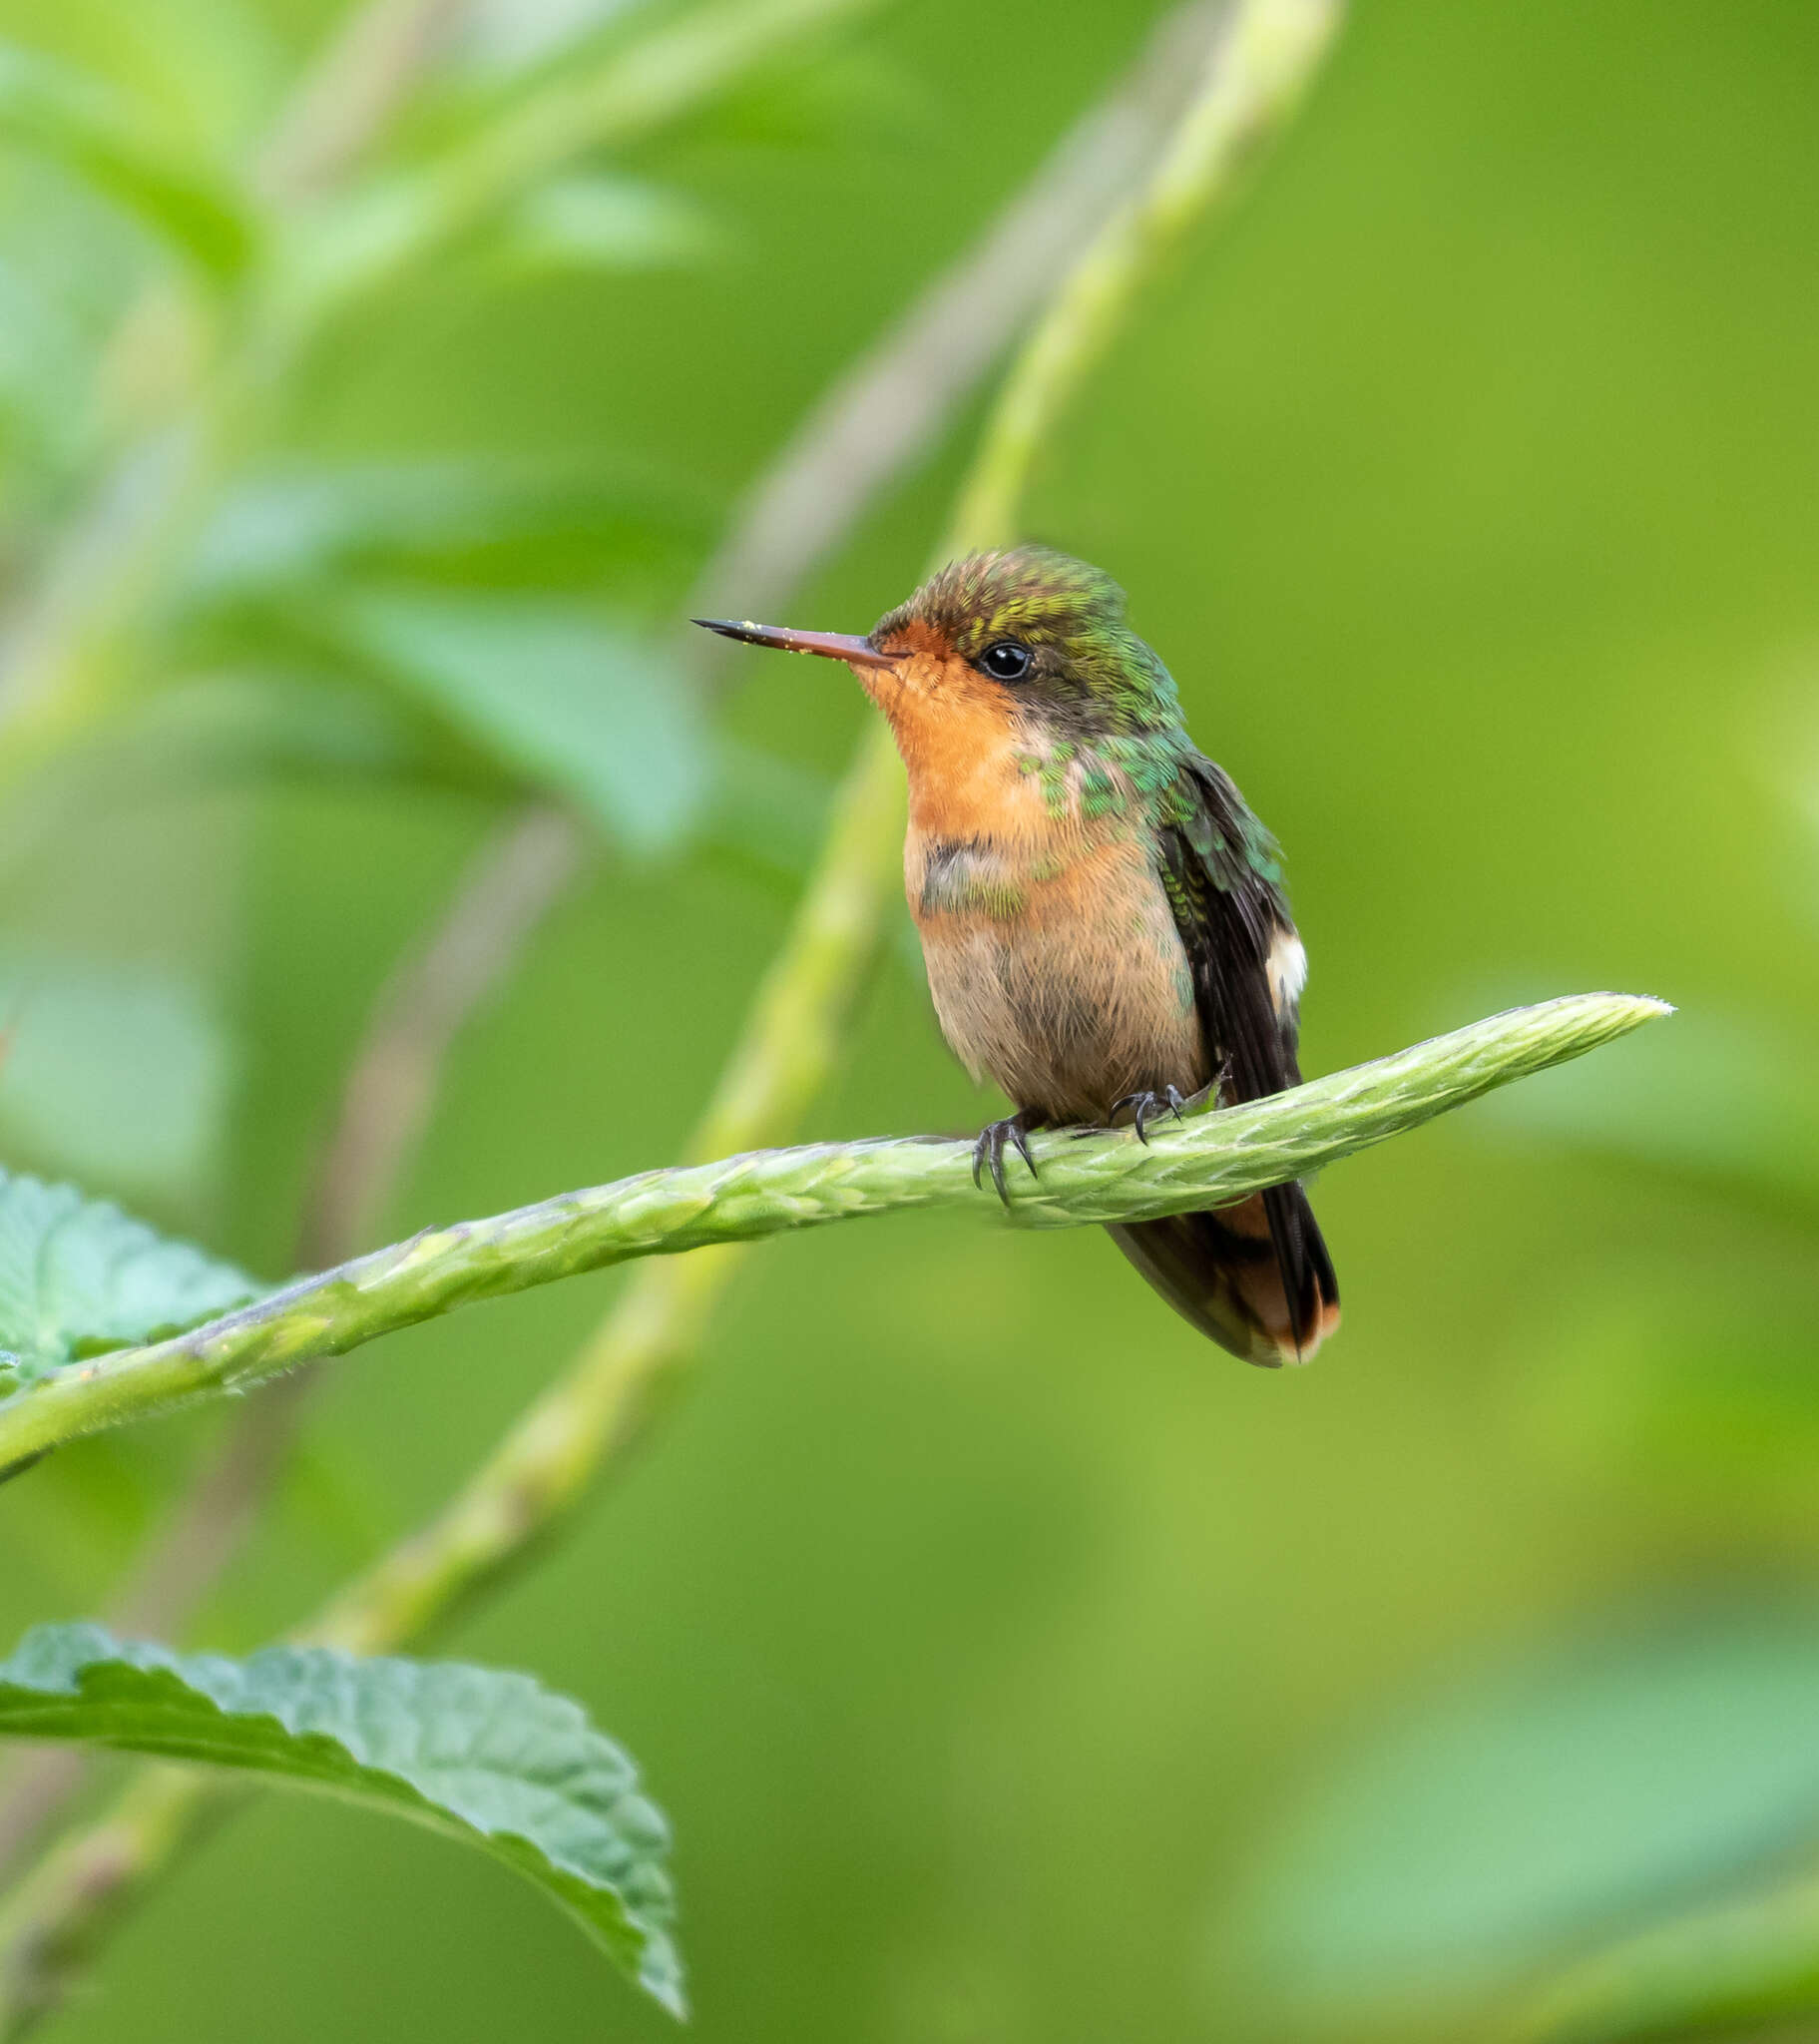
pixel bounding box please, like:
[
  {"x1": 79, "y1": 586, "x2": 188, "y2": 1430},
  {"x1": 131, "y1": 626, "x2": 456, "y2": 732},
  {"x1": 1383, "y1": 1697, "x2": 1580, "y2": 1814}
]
[
  {"x1": 1109, "y1": 1085, "x2": 1187, "y2": 1145},
  {"x1": 972, "y1": 1113, "x2": 1039, "y2": 1205}
]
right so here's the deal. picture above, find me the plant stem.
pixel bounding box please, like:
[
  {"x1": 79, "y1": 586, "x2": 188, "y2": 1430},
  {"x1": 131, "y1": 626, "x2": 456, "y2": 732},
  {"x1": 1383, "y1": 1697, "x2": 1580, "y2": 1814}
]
[
  {"x1": 0, "y1": 1, "x2": 1352, "y2": 2026},
  {"x1": 0, "y1": 0, "x2": 1238, "y2": 1905},
  {"x1": 686, "y1": 0, "x2": 1229, "y2": 647},
  {"x1": 950, "y1": 0, "x2": 1344, "y2": 547},
  {"x1": 0, "y1": 994, "x2": 1665, "y2": 1480}
]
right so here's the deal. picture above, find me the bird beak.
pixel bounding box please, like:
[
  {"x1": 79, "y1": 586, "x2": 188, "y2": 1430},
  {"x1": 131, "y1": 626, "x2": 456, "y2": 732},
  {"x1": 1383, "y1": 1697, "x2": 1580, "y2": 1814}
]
[{"x1": 692, "y1": 618, "x2": 897, "y2": 669}]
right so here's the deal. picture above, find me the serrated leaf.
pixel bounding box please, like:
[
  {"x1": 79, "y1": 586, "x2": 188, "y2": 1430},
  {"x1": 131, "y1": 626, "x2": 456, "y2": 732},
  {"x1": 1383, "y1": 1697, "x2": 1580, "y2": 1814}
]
[
  {"x1": 0, "y1": 1169, "x2": 256, "y2": 1383},
  {"x1": 0, "y1": 1624, "x2": 682, "y2": 2016},
  {"x1": 333, "y1": 589, "x2": 708, "y2": 850},
  {"x1": 0, "y1": 42, "x2": 252, "y2": 280}
]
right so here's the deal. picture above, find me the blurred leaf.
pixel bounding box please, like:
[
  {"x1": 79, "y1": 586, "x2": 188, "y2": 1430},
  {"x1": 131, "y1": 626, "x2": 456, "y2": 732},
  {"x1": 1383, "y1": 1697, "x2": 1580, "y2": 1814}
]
[
  {"x1": 449, "y1": 0, "x2": 653, "y2": 83},
  {"x1": 0, "y1": 946, "x2": 234, "y2": 1209},
  {"x1": 0, "y1": 680, "x2": 513, "y2": 888},
  {"x1": 277, "y1": 0, "x2": 885, "y2": 327},
  {"x1": 1221, "y1": 1608, "x2": 1819, "y2": 2037},
  {"x1": 679, "y1": 44, "x2": 918, "y2": 154},
  {"x1": 72, "y1": 0, "x2": 284, "y2": 159},
  {"x1": 0, "y1": 1168, "x2": 255, "y2": 1386},
  {"x1": 1507, "y1": 1867, "x2": 1819, "y2": 2043},
  {"x1": 1479, "y1": 1006, "x2": 1819, "y2": 1222},
  {"x1": 0, "y1": 41, "x2": 252, "y2": 280},
  {"x1": 332, "y1": 589, "x2": 708, "y2": 850},
  {"x1": 0, "y1": 161, "x2": 148, "y2": 505},
  {"x1": 182, "y1": 458, "x2": 705, "y2": 604},
  {"x1": 0, "y1": 254, "x2": 98, "y2": 487},
  {"x1": 118, "y1": 671, "x2": 490, "y2": 789},
  {"x1": 496, "y1": 173, "x2": 714, "y2": 272},
  {"x1": 0, "y1": 1624, "x2": 683, "y2": 2016}
]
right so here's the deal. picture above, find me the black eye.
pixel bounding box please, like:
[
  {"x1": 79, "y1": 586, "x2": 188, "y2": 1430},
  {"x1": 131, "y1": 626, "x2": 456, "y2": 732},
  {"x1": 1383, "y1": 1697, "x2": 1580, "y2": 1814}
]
[{"x1": 980, "y1": 641, "x2": 1032, "y2": 681}]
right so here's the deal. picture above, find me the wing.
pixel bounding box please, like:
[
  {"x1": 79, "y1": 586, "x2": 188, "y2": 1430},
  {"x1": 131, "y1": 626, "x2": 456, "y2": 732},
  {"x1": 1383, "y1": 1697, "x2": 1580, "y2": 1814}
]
[
  {"x1": 1139, "y1": 752, "x2": 1338, "y2": 1359},
  {"x1": 1156, "y1": 751, "x2": 1303, "y2": 1096}
]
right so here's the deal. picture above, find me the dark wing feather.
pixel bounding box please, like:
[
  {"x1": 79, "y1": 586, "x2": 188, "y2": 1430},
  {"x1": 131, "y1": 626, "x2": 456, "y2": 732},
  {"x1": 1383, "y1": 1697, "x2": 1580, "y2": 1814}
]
[
  {"x1": 1142, "y1": 753, "x2": 1337, "y2": 1358},
  {"x1": 1157, "y1": 752, "x2": 1300, "y2": 1094}
]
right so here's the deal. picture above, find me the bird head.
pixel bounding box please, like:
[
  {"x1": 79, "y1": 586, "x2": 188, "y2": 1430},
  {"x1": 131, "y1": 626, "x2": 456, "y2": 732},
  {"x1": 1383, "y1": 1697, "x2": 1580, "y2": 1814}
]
[{"x1": 695, "y1": 546, "x2": 1182, "y2": 744}]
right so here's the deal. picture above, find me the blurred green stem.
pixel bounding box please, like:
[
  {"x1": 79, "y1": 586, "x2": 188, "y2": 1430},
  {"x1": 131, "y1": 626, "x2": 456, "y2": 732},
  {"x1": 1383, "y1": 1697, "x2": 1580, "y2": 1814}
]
[
  {"x1": 0, "y1": 388, "x2": 248, "y2": 797},
  {"x1": 0, "y1": 0, "x2": 1350, "y2": 2028},
  {"x1": 0, "y1": 0, "x2": 1252, "y2": 1891},
  {"x1": 952, "y1": 0, "x2": 1343, "y2": 545},
  {"x1": 1, "y1": 0, "x2": 1228, "y2": 1825}
]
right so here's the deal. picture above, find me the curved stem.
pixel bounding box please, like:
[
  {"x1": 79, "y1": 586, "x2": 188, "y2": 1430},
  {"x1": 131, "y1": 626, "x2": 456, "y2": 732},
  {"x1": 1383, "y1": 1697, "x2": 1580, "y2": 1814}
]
[
  {"x1": 0, "y1": 995, "x2": 1666, "y2": 1480},
  {"x1": 950, "y1": 0, "x2": 1343, "y2": 549},
  {"x1": 0, "y1": 1, "x2": 1354, "y2": 2027}
]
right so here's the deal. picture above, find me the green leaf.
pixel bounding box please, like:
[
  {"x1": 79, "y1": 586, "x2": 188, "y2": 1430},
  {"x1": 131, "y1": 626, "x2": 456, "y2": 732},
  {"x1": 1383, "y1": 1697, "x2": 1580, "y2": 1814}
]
[
  {"x1": 183, "y1": 460, "x2": 705, "y2": 604},
  {"x1": 0, "y1": 162, "x2": 150, "y2": 502},
  {"x1": 0, "y1": 1169, "x2": 256, "y2": 1385},
  {"x1": 0, "y1": 43, "x2": 252, "y2": 280},
  {"x1": 333, "y1": 589, "x2": 708, "y2": 850},
  {"x1": 1506, "y1": 1868, "x2": 1819, "y2": 2043},
  {"x1": 1220, "y1": 1607, "x2": 1819, "y2": 2038},
  {"x1": 497, "y1": 174, "x2": 714, "y2": 271},
  {"x1": 114, "y1": 672, "x2": 491, "y2": 791},
  {"x1": 0, "y1": 1624, "x2": 683, "y2": 2017},
  {"x1": 0, "y1": 947, "x2": 233, "y2": 1208},
  {"x1": 449, "y1": 0, "x2": 650, "y2": 81}
]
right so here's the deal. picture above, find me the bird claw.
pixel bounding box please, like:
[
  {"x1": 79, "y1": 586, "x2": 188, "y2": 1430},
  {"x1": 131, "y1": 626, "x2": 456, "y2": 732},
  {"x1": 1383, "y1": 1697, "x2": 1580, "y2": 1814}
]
[
  {"x1": 1109, "y1": 1085, "x2": 1187, "y2": 1145},
  {"x1": 972, "y1": 1114, "x2": 1039, "y2": 1205}
]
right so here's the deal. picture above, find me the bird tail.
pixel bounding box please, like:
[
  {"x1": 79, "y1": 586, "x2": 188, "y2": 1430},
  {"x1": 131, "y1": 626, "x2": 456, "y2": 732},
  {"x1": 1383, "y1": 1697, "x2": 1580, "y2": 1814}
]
[{"x1": 1107, "y1": 1183, "x2": 1339, "y2": 1367}]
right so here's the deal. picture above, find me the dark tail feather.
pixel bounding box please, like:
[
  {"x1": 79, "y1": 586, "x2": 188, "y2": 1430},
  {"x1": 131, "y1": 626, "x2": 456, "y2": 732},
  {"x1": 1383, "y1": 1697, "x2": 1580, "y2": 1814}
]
[{"x1": 1108, "y1": 1184, "x2": 1339, "y2": 1367}]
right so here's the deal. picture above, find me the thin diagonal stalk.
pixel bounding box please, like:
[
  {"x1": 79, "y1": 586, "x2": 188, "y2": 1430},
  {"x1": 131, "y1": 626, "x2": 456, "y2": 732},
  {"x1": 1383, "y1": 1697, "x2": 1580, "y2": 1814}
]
[
  {"x1": 951, "y1": 0, "x2": 1343, "y2": 546},
  {"x1": 0, "y1": 1, "x2": 1350, "y2": 2027},
  {"x1": 684, "y1": 0, "x2": 1228, "y2": 648},
  {"x1": 0, "y1": 0, "x2": 1231, "y2": 1899}
]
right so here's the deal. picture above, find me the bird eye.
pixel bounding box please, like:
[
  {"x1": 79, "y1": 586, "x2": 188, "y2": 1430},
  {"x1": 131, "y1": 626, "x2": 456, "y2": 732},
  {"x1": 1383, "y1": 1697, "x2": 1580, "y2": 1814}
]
[{"x1": 980, "y1": 641, "x2": 1032, "y2": 681}]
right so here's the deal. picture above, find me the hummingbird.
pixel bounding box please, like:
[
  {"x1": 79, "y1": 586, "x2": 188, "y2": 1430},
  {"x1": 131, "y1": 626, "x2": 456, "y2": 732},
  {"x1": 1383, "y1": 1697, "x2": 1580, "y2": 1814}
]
[{"x1": 697, "y1": 546, "x2": 1339, "y2": 1365}]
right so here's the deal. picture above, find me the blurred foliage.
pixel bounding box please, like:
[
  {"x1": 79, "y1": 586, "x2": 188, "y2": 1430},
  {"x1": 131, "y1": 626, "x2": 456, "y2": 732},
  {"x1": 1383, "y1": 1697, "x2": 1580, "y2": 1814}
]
[{"x1": 0, "y1": 0, "x2": 1811, "y2": 2041}]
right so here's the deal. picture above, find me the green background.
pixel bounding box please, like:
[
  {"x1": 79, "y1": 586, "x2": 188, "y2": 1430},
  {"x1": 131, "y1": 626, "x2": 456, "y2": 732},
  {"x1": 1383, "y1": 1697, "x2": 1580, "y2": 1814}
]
[{"x1": 2, "y1": 0, "x2": 1818, "y2": 2038}]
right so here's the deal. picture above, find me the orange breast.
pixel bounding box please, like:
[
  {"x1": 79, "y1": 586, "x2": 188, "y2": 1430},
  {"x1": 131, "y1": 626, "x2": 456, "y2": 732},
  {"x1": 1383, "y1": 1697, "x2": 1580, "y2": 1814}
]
[{"x1": 893, "y1": 720, "x2": 1205, "y2": 1122}]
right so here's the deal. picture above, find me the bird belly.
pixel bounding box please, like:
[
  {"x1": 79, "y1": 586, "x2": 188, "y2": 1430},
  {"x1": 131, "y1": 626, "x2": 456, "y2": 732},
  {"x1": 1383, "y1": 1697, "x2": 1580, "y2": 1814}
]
[{"x1": 912, "y1": 831, "x2": 1205, "y2": 1124}]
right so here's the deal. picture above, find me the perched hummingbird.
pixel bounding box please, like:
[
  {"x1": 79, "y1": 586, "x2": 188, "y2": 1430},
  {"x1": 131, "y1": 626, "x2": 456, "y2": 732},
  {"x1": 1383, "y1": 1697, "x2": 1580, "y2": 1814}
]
[{"x1": 697, "y1": 547, "x2": 1339, "y2": 1365}]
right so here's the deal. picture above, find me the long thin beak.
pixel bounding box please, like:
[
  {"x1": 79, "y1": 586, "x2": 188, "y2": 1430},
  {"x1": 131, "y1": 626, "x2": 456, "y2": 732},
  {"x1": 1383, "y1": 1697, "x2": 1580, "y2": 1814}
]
[{"x1": 692, "y1": 618, "x2": 897, "y2": 669}]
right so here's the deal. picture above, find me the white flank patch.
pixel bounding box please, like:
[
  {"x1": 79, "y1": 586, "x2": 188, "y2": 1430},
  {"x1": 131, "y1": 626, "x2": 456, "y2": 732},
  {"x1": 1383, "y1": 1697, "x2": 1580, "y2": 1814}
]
[{"x1": 1268, "y1": 930, "x2": 1308, "y2": 1014}]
